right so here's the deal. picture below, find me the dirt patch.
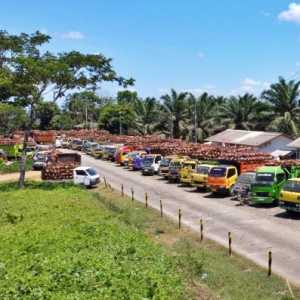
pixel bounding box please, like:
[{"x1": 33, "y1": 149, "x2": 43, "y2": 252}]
[{"x1": 0, "y1": 171, "x2": 41, "y2": 183}]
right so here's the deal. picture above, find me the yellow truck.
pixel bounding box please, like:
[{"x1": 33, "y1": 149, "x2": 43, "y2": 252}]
[
  {"x1": 191, "y1": 163, "x2": 216, "y2": 190},
  {"x1": 179, "y1": 159, "x2": 198, "y2": 185},
  {"x1": 207, "y1": 165, "x2": 238, "y2": 194},
  {"x1": 279, "y1": 178, "x2": 300, "y2": 213}
]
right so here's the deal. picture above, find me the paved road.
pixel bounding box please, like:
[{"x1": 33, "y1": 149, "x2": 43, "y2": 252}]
[{"x1": 82, "y1": 153, "x2": 300, "y2": 285}]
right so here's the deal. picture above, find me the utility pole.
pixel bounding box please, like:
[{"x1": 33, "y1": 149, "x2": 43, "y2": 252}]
[
  {"x1": 119, "y1": 111, "x2": 122, "y2": 135},
  {"x1": 194, "y1": 97, "x2": 197, "y2": 143},
  {"x1": 85, "y1": 103, "x2": 88, "y2": 129}
]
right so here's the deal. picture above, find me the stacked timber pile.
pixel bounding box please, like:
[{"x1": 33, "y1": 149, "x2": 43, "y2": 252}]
[
  {"x1": 32, "y1": 131, "x2": 55, "y2": 144},
  {"x1": 265, "y1": 160, "x2": 300, "y2": 167},
  {"x1": 42, "y1": 152, "x2": 81, "y2": 180}
]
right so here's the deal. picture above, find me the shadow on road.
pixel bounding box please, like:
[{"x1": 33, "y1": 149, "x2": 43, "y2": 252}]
[{"x1": 274, "y1": 211, "x2": 300, "y2": 220}]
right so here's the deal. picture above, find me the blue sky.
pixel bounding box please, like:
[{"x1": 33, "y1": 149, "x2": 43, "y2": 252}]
[{"x1": 2, "y1": 1, "x2": 300, "y2": 98}]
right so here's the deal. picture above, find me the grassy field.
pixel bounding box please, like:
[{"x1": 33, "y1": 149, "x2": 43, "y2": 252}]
[
  {"x1": 0, "y1": 182, "x2": 298, "y2": 299},
  {"x1": 0, "y1": 159, "x2": 32, "y2": 174}
]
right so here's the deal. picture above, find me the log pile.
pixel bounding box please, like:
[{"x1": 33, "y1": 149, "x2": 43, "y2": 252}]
[
  {"x1": 32, "y1": 131, "x2": 55, "y2": 144},
  {"x1": 42, "y1": 151, "x2": 81, "y2": 180}
]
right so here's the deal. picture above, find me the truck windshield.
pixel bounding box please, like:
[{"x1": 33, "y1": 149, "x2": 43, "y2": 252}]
[
  {"x1": 256, "y1": 173, "x2": 274, "y2": 183},
  {"x1": 183, "y1": 163, "x2": 196, "y2": 168},
  {"x1": 237, "y1": 173, "x2": 256, "y2": 184},
  {"x1": 144, "y1": 157, "x2": 154, "y2": 165},
  {"x1": 86, "y1": 168, "x2": 97, "y2": 176},
  {"x1": 282, "y1": 181, "x2": 300, "y2": 193},
  {"x1": 170, "y1": 161, "x2": 181, "y2": 168},
  {"x1": 209, "y1": 167, "x2": 226, "y2": 177},
  {"x1": 196, "y1": 166, "x2": 210, "y2": 174},
  {"x1": 160, "y1": 159, "x2": 170, "y2": 167}
]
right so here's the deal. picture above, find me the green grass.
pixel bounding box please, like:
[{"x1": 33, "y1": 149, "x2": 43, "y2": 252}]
[
  {"x1": 0, "y1": 181, "x2": 299, "y2": 299},
  {"x1": 0, "y1": 159, "x2": 32, "y2": 174},
  {"x1": 0, "y1": 182, "x2": 187, "y2": 300}
]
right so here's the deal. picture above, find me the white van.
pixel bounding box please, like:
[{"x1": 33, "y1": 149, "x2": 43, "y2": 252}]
[{"x1": 73, "y1": 167, "x2": 100, "y2": 187}]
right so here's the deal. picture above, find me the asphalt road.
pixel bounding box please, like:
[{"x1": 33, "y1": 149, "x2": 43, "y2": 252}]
[{"x1": 82, "y1": 153, "x2": 300, "y2": 285}]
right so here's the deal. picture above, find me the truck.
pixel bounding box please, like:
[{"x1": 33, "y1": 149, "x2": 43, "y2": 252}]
[
  {"x1": 115, "y1": 146, "x2": 132, "y2": 165},
  {"x1": 73, "y1": 167, "x2": 100, "y2": 188},
  {"x1": 208, "y1": 165, "x2": 238, "y2": 194},
  {"x1": 179, "y1": 159, "x2": 198, "y2": 185},
  {"x1": 0, "y1": 142, "x2": 22, "y2": 159},
  {"x1": 251, "y1": 165, "x2": 300, "y2": 205},
  {"x1": 168, "y1": 157, "x2": 189, "y2": 182},
  {"x1": 191, "y1": 163, "x2": 217, "y2": 190},
  {"x1": 158, "y1": 156, "x2": 177, "y2": 179},
  {"x1": 279, "y1": 178, "x2": 300, "y2": 213}
]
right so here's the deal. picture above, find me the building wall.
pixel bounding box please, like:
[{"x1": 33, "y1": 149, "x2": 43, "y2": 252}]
[{"x1": 257, "y1": 136, "x2": 294, "y2": 153}]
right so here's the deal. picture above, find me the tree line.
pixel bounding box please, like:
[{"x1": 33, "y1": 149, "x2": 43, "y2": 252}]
[{"x1": 2, "y1": 77, "x2": 300, "y2": 141}]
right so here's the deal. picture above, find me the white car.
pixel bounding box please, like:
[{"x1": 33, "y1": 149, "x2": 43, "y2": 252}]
[{"x1": 73, "y1": 167, "x2": 100, "y2": 187}]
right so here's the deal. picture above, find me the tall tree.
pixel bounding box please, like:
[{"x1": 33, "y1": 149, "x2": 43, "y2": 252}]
[
  {"x1": 36, "y1": 101, "x2": 60, "y2": 130},
  {"x1": 262, "y1": 77, "x2": 300, "y2": 136},
  {"x1": 218, "y1": 94, "x2": 266, "y2": 130},
  {"x1": 161, "y1": 89, "x2": 189, "y2": 138},
  {"x1": 0, "y1": 30, "x2": 134, "y2": 188},
  {"x1": 134, "y1": 97, "x2": 160, "y2": 134}
]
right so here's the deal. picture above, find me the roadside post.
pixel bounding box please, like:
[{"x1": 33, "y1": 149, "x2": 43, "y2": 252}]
[
  {"x1": 104, "y1": 176, "x2": 107, "y2": 188},
  {"x1": 145, "y1": 192, "x2": 148, "y2": 208},
  {"x1": 268, "y1": 250, "x2": 272, "y2": 277},
  {"x1": 228, "y1": 232, "x2": 232, "y2": 256},
  {"x1": 178, "y1": 209, "x2": 182, "y2": 230},
  {"x1": 160, "y1": 199, "x2": 163, "y2": 218},
  {"x1": 200, "y1": 219, "x2": 204, "y2": 242},
  {"x1": 131, "y1": 188, "x2": 134, "y2": 201},
  {"x1": 121, "y1": 184, "x2": 124, "y2": 197}
]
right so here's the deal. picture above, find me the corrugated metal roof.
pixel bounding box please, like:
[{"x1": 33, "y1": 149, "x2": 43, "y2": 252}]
[
  {"x1": 206, "y1": 129, "x2": 284, "y2": 147},
  {"x1": 288, "y1": 138, "x2": 300, "y2": 148}
]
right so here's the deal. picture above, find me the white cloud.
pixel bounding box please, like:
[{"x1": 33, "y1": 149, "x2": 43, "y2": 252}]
[
  {"x1": 231, "y1": 78, "x2": 270, "y2": 95},
  {"x1": 242, "y1": 78, "x2": 261, "y2": 86},
  {"x1": 197, "y1": 51, "x2": 205, "y2": 59},
  {"x1": 278, "y1": 3, "x2": 300, "y2": 24},
  {"x1": 61, "y1": 31, "x2": 85, "y2": 40}
]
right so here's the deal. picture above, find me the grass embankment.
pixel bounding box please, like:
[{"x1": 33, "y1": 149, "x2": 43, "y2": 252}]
[
  {"x1": 0, "y1": 159, "x2": 32, "y2": 174},
  {"x1": 0, "y1": 182, "x2": 298, "y2": 299}
]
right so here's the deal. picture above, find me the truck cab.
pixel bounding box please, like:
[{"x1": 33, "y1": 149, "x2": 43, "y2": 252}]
[
  {"x1": 115, "y1": 146, "x2": 132, "y2": 165},
  {"x1": 142, "y1": 154, "x2": 162, "y2": 175},
  {"x1": 191, "y1": 163, "x2": 215, "y2": 190},
  {"x1": 168, "y1": 157, "x2": 187, "y2": 182},
  {"x1": 159, "y1": 156, "x2": 176, "y2": 179},
  {"x1": 279, "y1": 178, "x2": 300, "y2": 212},
  {"x1": 180, "y1": 159, "x2": 197, "y2": 185},
  {"x1": 73, "y1": 167, "x2": 100, "y2": 187},
  {"x1": 251, "y1": 166, "x2": 286, "y2": 205},
  {"x1": 208, "y1": 165, "x2": 238, "y2": 194}
]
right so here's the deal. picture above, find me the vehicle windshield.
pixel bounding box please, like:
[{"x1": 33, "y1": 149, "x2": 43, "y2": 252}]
[
  {"x1": 282, "y1": 181, "x2": 300, "y2": 193},
  {"x1": 73, "y1": 140, "x2": 82, "y2": 145},
  {"x1": 183, "y1": 163, "x2": 196, "y2": 168},
  {"x1": 209, "y1": 167, "x2": 226, "y2": 177},
  {"x1": 256, "y1": 173, "x2": 274, "y2": 183},
  {"x1": 237, "y1": 173, "x2": 256, "y2": 184},
  {"x1": 160, "y1": 159, "x2": 170, "y2": 167},
  {"x1": 144, "y1": 157, "x2": 154, "y2": 165},
  {"x1": 170, "y1": 161, "x2": 182, "y2": 168},
  {"x1": 196, "y1": 166, "x2": 210, "y2": 175},
  {"x1": 86, "y1": 168, "x2": 97, "y2": 176}
]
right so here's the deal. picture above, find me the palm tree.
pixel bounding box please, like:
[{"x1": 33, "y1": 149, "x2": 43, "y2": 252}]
[
  {"x1": 218, "y1": 94, "x2": 267, "y2": 130},
  {"x1": 161, "y1": 89, "x2": 189, "y2": 138},
  {"x1": 187, "y1": 93, "x2": 218, "y2": 142},
  {"x1": 134, "y1": 97, "x2": 160, "y2": 134},
  {"x1": 262, "y1": 77, "x2": 300, "y2": 136}
]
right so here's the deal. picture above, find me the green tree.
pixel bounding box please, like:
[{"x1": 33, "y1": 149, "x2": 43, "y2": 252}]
[
  {"x1": 36, "y1": 101, "x2": 60, "y2": 130},
  {"x1": 134, "y1": 97, "x2": 160, "y2": 134},
  {"x1": 161, "y1": 89, "x2": 189, "y2": 138},
  {"x1": 0, "y1": 103, "x2": 27, "y2": 135},
  {"x1": 262, "y1": 77, "x2": 300, "y2": 136},
  {"x1": 65, "y1": 91, "x2": 101, "y2": 127},
  {"x1": 218, "y1": 94, "x2": 266, "y2": 130},
  {"x1": 0, "y1": 30, "x2": 134, "y2": 188},
  {"x1": 188, "y1": 93, "x2": 218, "y2": 142}
]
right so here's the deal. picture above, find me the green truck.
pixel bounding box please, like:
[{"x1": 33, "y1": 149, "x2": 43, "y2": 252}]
[{"x1": 251, "y1": 165, "x2": 300, "y2": 205}]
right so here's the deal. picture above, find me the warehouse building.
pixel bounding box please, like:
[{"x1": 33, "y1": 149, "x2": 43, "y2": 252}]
[{"x1": 206, "y1": 129, "x2": 295, "y2": 158}]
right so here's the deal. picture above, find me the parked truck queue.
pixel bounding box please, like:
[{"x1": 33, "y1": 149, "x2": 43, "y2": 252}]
[{"x1": 62, "y1": 136, "x2": 300, "y2": 216}]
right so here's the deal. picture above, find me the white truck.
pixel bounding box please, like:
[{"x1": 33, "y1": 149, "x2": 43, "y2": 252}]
[{"x1": 73, "y1": 167, "x2": 100, "y2": 188}]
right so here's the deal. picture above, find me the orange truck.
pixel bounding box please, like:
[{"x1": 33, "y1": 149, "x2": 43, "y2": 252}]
[{"x1": 207, "y1": 161, "x2": 266, "y2": 194}]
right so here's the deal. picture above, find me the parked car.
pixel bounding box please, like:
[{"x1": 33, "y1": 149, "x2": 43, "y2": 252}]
[
  {"x1": 71, "y1": 139, "x2": 83, "y2": 151},
  {"x1": 142, "y1": 154, "x2": 162, "y2": 175},
  {"x1": 73, "y1": 167, "x2": 100, "y2": 187}
]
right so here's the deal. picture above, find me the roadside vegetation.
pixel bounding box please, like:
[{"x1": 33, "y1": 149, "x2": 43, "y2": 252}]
[
  {"x1": 0, "y1": 181, "x2": 298, "y2": 299},
  {"x1": 0, "y1": 159, "x2": 32, "y2": 174}
]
